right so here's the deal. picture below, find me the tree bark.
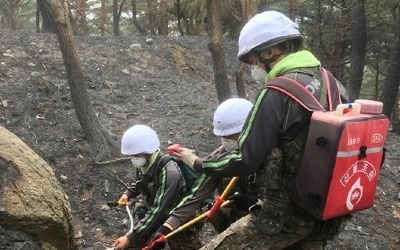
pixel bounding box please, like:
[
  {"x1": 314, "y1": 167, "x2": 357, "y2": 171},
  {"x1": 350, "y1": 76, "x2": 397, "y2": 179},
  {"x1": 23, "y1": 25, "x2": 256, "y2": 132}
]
[
  {"x1": 37, "y1": 0, "x2": 117, "y2": 162},
  {"x1": 175, "y1": 0, "x2": 184, "y2": 36},
  {"x1": 206, "y1": 0, "x2": 231, "y2": 103},
  {"x1": 147, "y1": 0, "x2": 156, "y2": 35},
  {"x1": 99, "y1": 0, "x2": 106, "y2": 36},
  {"x1": 36, "y1": 0, "x2": 56, "y2": 33},
  {"x1": 380, "y1": 5, "x2": 400, "y2": 121},
  {"x1": 328, "y1": 1, "x2": 348, "y2": 81},
  {"x1": 131, "y1": 0, "x2": 147, "y2": 35},
  {"x1": 157, "y1": 0, "x2": 169, "y2": 35},
  {"x1": 347, "y1": 0, "x2": 367, "y2": 101},
  {"x1": 77, "y1": 0, "x2": 89, "y2": 35},
  {"x1": 235, "y1": 63, "x2": 246, "y2": 98},
  {"x1": 0, "y1": 0, "x2": 20, "y2": 29},
  {"x1": 113, "y1": 0, "x2": 120, "y2": 36}
]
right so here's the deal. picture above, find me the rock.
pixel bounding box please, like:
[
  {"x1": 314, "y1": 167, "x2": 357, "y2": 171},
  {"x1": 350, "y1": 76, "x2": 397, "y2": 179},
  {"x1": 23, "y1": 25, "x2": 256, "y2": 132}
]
[
  {"x1": 129, "y1": 43, "x2": 142, "y2": 51},
  {"x1": 30, "y1": 71, "x2": 41, "y2": 77},
  {"x1": 0, "y1": 126, "x2": 75, "y2": 250},
  {"x1": 60, "y1": 175, "x2": 68, "y2": 181},
  {"x1": 146, "y1": 38, "x2": 153, "y2": 44},
  {"x1": 121, "y1": 68, "x2": 130, "y2": 74}
]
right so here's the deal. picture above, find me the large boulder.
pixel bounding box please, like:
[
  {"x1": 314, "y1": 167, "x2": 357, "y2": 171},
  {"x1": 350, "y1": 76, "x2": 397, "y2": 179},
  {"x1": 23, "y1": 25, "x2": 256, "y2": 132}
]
[{"x1": 0, "y1": 126, "x2": 74, "y2": 250}]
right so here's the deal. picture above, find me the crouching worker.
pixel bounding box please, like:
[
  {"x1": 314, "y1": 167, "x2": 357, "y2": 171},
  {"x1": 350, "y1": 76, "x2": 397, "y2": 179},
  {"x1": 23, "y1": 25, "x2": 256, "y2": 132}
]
[
  {"x1": 194, "y1": 10, "x2": 349, "y2": 250},
  {"x1": 145, "y1": 98, "x2": 263, "y2": 250},
  {"x1": 112, "y1": 125, "x2": 202, "y2": 250}
]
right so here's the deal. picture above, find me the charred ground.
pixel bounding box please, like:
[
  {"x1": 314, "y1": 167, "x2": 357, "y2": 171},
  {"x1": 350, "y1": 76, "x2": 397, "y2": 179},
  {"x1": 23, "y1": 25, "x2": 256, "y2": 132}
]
[{"x1": 0, "y1": 29, "x2": 399, "y2": 250}]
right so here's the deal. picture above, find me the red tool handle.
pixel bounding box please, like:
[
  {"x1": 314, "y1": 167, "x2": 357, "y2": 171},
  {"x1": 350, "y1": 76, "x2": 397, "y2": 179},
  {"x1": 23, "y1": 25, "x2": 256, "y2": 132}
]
[
  {"x1": 207, "y1": 196, "x2": 223, "y2": 218},
  {"x1": 141, "y1": 234, "x2": 166, "y2": 250}
]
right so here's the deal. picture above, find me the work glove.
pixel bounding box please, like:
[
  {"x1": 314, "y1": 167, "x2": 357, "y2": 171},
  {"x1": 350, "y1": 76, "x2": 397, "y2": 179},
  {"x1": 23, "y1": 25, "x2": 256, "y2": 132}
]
[
  {"x1": 144, "y1": 225, "x2": 172, "y2": 250},
  {"x1": 227, "y1": 193, "x2": 258, "y2": 212},
  {"x1": 174, "y1": 148, "x2": 198, "y2": 167}
]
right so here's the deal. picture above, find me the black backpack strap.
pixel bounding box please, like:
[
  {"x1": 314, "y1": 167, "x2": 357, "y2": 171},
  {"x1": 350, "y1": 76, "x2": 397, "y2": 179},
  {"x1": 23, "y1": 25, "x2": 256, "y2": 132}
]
[
  {"x1": 159, "y1": 155, "x2": 187, "y2": 189},
  {"x1": 159, "y1": 155, "x2": 173, "y2": 167}
]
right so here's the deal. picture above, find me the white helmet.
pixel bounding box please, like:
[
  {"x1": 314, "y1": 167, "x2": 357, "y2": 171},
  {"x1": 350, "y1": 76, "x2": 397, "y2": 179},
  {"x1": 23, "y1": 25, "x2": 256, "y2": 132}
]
[
  {"x1": 237, "y1": 11, "x2": 302, "y2": 63},
  {"x1": 213, "y1": 98, "x2": 253, "y2": 137},
  {"x1": 121, "y1": 125, "x2": 160, "y2": 155}
]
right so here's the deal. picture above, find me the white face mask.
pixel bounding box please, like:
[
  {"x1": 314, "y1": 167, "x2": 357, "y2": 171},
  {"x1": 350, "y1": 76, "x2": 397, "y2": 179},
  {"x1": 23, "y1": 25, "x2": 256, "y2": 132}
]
[
  {"x1": 131, "y1": 156, "x2": 147, "y2": 169},
  {"x1": 251, "y1": 65, "x2": 267, "y2": 85},
  {"x1": 221, "y1": 138, "x2": 238, "y2": 151}
]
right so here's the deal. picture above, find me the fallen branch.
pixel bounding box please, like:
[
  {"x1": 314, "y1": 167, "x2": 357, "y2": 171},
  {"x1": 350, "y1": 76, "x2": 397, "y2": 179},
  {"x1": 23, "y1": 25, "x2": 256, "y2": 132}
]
[{"x1": 94, "y1": 157, "x2": 130, "y2": 165}]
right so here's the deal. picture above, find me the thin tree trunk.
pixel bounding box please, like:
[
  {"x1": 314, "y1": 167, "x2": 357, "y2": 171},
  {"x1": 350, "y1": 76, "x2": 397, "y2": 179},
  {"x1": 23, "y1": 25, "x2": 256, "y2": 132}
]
[
  {"x1": 67, "y1": 2, "x2": 78, "y2": 35},
  {"x1": 113, "y1": 0, "x2": 120, "y2": 36},
  {"x1": 206, "y1": 0, "x2": 231, "y2": 103},
  {"x1": 347, "y1": 0, "x2": 366, "y2": 101},
  {"x1": 157, "y1": 0, "x2": 169, "y2": 35},
  {"x1": 131, "y1": 0, "x2": 147, "y2": 35},
  {"x1": 36, "y1": 0, "x2": 56, "y2": 33},
  {"x1": 99, "y1": 0, "x2": 106, "y2": 36},
  {"x1": 380, "y1": 5, "x2": 400, "y2": 121},
  {"x1": 288, "y1": 0, "x2": 297, "y2": 20},
  {"x1": 175, "y1": 0, "x2": 184, "y2": 36},
  {"x1": 235, "y1": 63, "x2": 246, "y2": 98},
  {"x1": 77, "y1": 0, "x2": 89, "y2": 35},
  {"x1": 329, "y1": 1, "x2": 348, "y2": 80},
  {"x1": 37, "y1": 0, "x2": 116, "y2": 162},
  {"x1": 36, "y1": 3, "x2": 40, "y2": 32},
  {"x1": 147, "y1": 0, "x2": 156, "y2": 35}
]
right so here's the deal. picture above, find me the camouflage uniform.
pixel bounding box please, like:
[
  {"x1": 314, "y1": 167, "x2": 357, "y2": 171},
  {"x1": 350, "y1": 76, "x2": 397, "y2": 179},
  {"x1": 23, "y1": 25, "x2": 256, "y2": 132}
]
[
  {"x1": 207, "y1": 203, "x2": 246, "y2": 233},
  {"x1": 199, "y1": 148, "x2": 324, "y2": 250},
  {"x1": 193, "y1": 62, "x2": 349, "y2": 249}
]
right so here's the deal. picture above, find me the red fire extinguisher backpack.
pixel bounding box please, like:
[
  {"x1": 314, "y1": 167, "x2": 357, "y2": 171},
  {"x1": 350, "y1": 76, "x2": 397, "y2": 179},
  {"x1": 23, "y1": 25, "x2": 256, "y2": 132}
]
[{"x1": 266, "y1": 70, "x2": 389, "y2": 220}]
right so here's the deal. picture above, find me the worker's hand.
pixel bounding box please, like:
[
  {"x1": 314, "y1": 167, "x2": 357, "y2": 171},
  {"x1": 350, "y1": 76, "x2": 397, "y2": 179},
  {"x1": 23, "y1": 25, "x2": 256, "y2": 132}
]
[
  {"x1": 227, "y1": 193, "x2": 258, "y2": 212},
  {"x1": 118, "y1": 194, "x2": 129, "y2": 205},
  {"x1": 112, "y1": 235, "x2": 130, "y2": 249},
  {"x1": 145, "y1": 225, "x2": 172, "y2": 250},
  {"x1": 173, "y1": 148, "x2": 198, "y2": 167}
]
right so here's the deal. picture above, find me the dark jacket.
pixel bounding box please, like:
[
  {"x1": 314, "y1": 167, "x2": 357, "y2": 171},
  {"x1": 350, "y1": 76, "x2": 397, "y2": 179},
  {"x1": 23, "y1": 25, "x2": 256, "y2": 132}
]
[
  {"x1": 166, "y1": 146, "x2": 251, "y2": 230},
  {"x1": 193, "y1": 64, "x2": 347, "y2": 236},
  {"x1": 125, "y1": 154, "x2": 185, "y2": 246}
]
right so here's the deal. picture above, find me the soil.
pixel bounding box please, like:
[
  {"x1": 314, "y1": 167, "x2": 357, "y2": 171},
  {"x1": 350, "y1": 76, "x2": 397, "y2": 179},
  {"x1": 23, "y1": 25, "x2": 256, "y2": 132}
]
[{"x1": 0, "y1": 29, "x2": 399, "y2": 250}]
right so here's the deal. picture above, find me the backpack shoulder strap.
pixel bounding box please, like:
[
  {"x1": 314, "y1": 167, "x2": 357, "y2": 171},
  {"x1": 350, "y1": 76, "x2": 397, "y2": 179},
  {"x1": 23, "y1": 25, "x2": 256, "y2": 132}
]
[
  {"x1": 147, "y1": 155, "x2": 171, "y2": 182},
  {"x1": 159, "y1": 155, "x2": 173, "y2": 167},
  {"x1": 266, "y1": 76, "x2": 325, "y2": 111},
  {"x1": 159, "y1": 155, "x2": 187, "y2": 188},
  {"x1": 265, "y1": 68, "x2": 340, "y2": 112},
  {"x1": 322, "y1": 68, "x2": 343, "y2": 110}
]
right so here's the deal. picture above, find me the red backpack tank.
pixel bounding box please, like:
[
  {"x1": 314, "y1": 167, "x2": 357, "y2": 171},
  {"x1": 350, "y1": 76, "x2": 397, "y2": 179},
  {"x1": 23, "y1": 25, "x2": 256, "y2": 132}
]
[{"x1": 266, "y1": 71, "x2": 389, "y2": 220}]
